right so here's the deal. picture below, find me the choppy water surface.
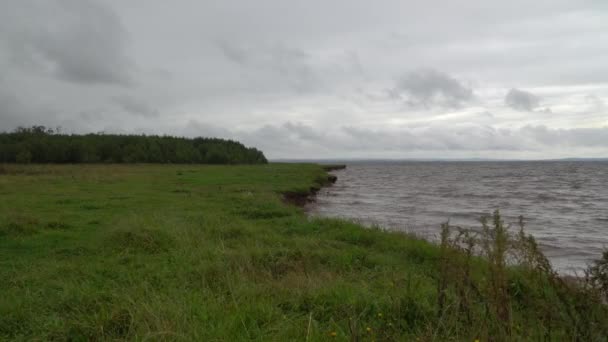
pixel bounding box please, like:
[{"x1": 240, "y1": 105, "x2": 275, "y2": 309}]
[{"x1": 309, "y1": 161, "x2": 608, "y2": 273}]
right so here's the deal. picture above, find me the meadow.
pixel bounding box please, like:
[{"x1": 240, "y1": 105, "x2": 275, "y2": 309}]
[{"x1": 1, "y1": 164, "x2": 607, "y2": 341}]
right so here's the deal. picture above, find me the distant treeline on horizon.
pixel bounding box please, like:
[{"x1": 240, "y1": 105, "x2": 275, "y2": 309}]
[{"x1": 0, "y1": 126, "x2": 267, "y2": 164}]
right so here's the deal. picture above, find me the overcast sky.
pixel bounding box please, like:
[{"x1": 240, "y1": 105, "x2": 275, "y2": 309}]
[{"x1": 1, "y1": 0, "x2": 607, "y2": 159}]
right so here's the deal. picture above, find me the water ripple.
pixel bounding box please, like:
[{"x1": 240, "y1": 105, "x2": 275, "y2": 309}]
[{"x1": 309, "y1": 161, "x2": 608, "y2": 273}]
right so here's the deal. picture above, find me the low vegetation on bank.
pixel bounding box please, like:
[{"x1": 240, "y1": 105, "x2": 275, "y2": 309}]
[
  {"x1": 0, "y1": 126, "x2": 267, "y2": 164},
  {"x1": 1, "y1": 163, "x2": 607, "y2": 340}
]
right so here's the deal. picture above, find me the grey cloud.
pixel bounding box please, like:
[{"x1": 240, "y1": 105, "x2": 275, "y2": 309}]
[
  {"x1": 0, "y1": 87, "x2": 66, "y2": 131},
  {"x1": 340, "y1": 125, "x2": 525, "y2": 152},
  {"x1": 176, "y1": 121, "x2": 330, "y2": 158},
  {"x1": 390, "y1": 69, "x2": 474, "y2": 109},
  {"x1": 217, "y1": 41, "x2": 319, "y2": 93},
  {"x1": 113, "y1": 96, "x2": 159, "y2": 118},
  {"x1": 78, "y1": 109, "x2": 105, "y2": 123},
  {"x1": 505, "y1": 88, "x2": 540, "y2": 111},
  {"x1": 0, "y1": 92, "x2": 24, "y2": 131},
  {"x1": 236, "y1": 125, "x2": 299, "y2": 157},
  {"x1": 479, "y1": 111, "x2": 495, "y2": 119},
  {"x1": 244, "y1": 122, "x2": 324, "y2": 149},
  {"x1": 179, "y1": 120, "x2": 233, "y2": 139},
  {"x1": 229, "y1": 121, "x2": 608, "y2": 158},
  {"x1": 175, "y1": 120, "x2": 317, "y2": 154},
  {"x1": 0, "y1": 84, "x2": 45, "y2": 130},
  {"x1": 283, "y1": 122, "x2": 323, "y2": 141},
  {"x1": 2, "y1": 0, "x2": 608, "y2": 159},
  {"x1": 584, "y1": 95, "x2": 606, "y2": 113},
  {"x1": 0, "y1": 0, "x2": 132, "y2": 85},
  {"x1": 216, "y1": 41, "x2": 251, "y2": 66},
  {"x1": 519, "y1": 125, "x2": 608, "y2": 148},
  {"x1": 335, "y1": 124, "x2": 608, "y2": 155}
]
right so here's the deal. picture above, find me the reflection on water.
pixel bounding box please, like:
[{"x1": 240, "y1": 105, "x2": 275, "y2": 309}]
[{"x1": 308, "y1": 161, "x2": 608, "y2": 273}]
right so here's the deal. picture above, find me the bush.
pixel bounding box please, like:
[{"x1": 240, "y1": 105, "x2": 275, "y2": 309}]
[
  {"x1": 586, "y1": 250, "x2": 608, "y2": 302},
  {"x1": 435, "y1": 210, "x2": 608, "y2": 340}
]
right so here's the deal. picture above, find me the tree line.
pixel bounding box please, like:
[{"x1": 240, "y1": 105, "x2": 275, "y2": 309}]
[{"x1": 0, "y1": 126, "x2": 267, "y2": 164}]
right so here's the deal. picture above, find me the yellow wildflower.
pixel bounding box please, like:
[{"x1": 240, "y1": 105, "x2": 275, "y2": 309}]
[{"x1": 329, "y1": 331, "x2": 337, "y2": 337}]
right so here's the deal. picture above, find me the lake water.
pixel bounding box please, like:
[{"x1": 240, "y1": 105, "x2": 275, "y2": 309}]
[{"x1": 308, "y1": 161, "x2": 608, "y2": 274}]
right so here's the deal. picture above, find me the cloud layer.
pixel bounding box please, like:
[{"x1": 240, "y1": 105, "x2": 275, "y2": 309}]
[
  {"x1": 505, "y1": 88, "x2": 540, "y2": 111},
  {"x1": 391, "y1": 69, "x2": 474, "y2": 109},
  {"x1": 1, "y1": 0, "x2": 132, "y2": 85},
  {"x1": 1, "y1": 0, "x2": 608, "y2": 159}
]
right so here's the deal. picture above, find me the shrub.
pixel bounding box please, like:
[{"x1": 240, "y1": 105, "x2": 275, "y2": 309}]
[
  {"x1": 586, "y1": 250, "x2": 608, "y2": 302},
  {"x1": 435, "y1": 210, "x2": 608, "y2": 340}
]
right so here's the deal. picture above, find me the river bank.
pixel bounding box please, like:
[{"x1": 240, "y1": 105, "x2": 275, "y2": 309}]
[{"x1": 1, "y1": 163, "x2": 606, "y2": 340}]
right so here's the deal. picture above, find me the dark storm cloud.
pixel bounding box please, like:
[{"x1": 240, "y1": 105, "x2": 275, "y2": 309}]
[
  {"x1": 0, "y1": 0, "x2": 132, "y2": 85},
  {"x1": 390, "y1": 69, "x2": 474, "y2": 108},
  {"x1": 505, "y1": 88, "x2": 540, "y2": 111}
]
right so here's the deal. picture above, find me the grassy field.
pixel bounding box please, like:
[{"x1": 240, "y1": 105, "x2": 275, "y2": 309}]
[{"x1": 1, "y1": 164, "x2": 606, "y2": 341}]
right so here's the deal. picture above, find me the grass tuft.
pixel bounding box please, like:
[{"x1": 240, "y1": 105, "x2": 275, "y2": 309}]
[
  {"x1": 106, "y1": 227, "x2": 174, "y2": 254},
  {"x1": 0, "y1": 215, "x2": 40, "y2": 236},
  {"x1": 46, "y1": 221, "x2": 71, "y2": 230}
]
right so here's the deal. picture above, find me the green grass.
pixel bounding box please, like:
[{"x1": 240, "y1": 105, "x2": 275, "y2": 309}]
[{"x1": 0, "y1": 164, "x2": 606, "y2": 341}]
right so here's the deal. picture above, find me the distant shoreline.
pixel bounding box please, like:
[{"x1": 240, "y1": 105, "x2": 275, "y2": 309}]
[{"x1": 273, "y1": 158, "x2": 608, "y2": 163}]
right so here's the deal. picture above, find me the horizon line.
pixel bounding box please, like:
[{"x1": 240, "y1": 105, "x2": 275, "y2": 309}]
[{"x1": 270, "y1": 157, "x2": 608, "y2": 162}]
